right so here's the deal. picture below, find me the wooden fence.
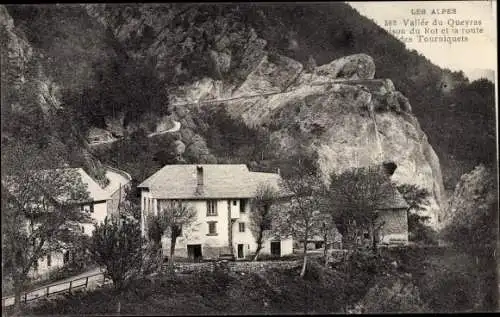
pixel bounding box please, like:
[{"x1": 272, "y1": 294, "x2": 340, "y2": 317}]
[{"x1": 2, "y1": 272, "x2": 109, "y2": 308}]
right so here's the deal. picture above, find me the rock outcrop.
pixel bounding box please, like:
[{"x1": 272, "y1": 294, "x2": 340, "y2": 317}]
[
  {"x1": 1, "y1": 6, "x2": 105, "y2": 182},
  {"x1": 315, "y1": 53, "x2": 376, "y2": 80},
  {"x1": 441, "y1": 164, "x2": 497, "y2": 230},
  {"x1": 203, "y1": 54, "x2": 442, "y2": 227}
]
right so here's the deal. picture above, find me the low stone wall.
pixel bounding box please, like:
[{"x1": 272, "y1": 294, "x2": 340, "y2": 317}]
[
  {"x1": 228, "y1": 260, "x2": 301, "y2": 273},
  {"x1": 171, "y1": 260, "x2": 302, "y2": 274},
  {"x1": 173, "y1": 262, "x2": 215, "y2": 274},
  {"x1": 328, "y1": 249, "x2": 350, "y2": 264}
]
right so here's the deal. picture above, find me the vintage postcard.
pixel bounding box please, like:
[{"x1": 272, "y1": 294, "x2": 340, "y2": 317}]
[{"x1": 1, "y1": 1, "x2": 497, "y2": 315}]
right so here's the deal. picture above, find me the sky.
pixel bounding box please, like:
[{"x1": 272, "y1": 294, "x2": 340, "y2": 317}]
[{"x1": 347, "y1": 1, "x2": 497, "y2": 81}]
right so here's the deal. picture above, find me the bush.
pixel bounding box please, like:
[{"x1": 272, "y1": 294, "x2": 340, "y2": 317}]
[
  {"x1": 359, "y1": 276, "x2": 429, "y2": 313},
  {"x1": 335, "y1": 249, "x2": 395, "y2": 307},
  {"x1": 91, "y1": 215, "x2": 144, "y2": 290}
]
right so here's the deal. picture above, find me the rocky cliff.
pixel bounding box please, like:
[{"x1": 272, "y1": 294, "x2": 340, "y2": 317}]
[
  {"x1": 441, "y1": 165, "x2": 497, "y2": 230},
  {"x1": 0, "y1": 6, "x2": 105, "y2": 182},
  {"x1": 165, "y1": 53, "x2": 445, "y2": 227}
]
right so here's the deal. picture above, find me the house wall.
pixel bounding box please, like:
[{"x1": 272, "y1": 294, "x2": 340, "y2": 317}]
[
  {"x1": 151, "y1": 198, "x2": 294, "y2": 259},
  {"x1": 107, "y1": 183, "x2": 130, "y2": 217},
  {"x1": 29, "y1": 251, "x2": 64, "y2": 280},
  {"x1": 140, "y1": 190, "x2": 157, "y2": 236},
  {"x1": 376, "y1": 208, "x2": 408, "y2": 245},
  {"x1": 160, "y1": 199, "x2": 231, "y2": 259},
  {"x1": 232, "y1": 201, "x2": 293, "y2": 258},
  {"x1": 91, "y1": 201, "x2": 108, "y2": 224},
  {"x1": 79, "y1": 200, "x2": 108, "y2": 236}
]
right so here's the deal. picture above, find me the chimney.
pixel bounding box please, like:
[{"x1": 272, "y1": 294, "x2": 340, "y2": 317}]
[
  {"x1": 196, "y1": 166, "x2": 204, "y2": 195},
  {"x1": 382, "y1": 161, "x2": 397, "y2": 177}
]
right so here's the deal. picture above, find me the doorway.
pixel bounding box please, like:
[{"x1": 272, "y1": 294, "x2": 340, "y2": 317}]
[
  {"x1": 237, "y1": 244, "x2": 244, "y2": 259},
  {"x1": 270, "y1": 241, "x2": 281, "y2": 257},
  {"x1": 187, "y1": 244, "x2": 202, "y2": 262}
]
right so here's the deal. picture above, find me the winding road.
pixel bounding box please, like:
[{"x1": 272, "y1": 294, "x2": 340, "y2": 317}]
[{"x1": 147, "y1": 120, "x2": 181, "y2": 137}]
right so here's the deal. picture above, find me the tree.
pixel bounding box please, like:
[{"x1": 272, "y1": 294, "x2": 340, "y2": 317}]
[
  {"x1": 317, "y1": 212, "x2": 338, "y2": 266},
  {"x1": 91, "y1": 215, "x2": 144, "y2": 290},
  {"x1": 147, "y1": 201, "x2": 197, "y2": 271},
  {"x1": 249, "y1": 183, "x2": 278, "y2": 261},
  {"x1": 278, "y1": 171, "x2": 326, "y2": 277},
  {"x1": 396, "y1": 184, "x2": 437, "y2": 245},
  {"x1": 327, "y1": 166, "x2": 393, "y2": 251},
  {"x1": 1, "y1": 142, "x2": 90, "y2": 310}
]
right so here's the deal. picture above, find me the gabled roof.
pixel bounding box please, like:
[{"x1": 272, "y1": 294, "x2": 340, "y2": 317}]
[
  {"x1": 138, "y1": 164, "x2": 282, "y2": 199},
  {"x1": 71, "y1": 168, "x2": 110, "y2": 202},
  {"x1": 2, "y1": 168, "x2": 111, "y2": 204}
]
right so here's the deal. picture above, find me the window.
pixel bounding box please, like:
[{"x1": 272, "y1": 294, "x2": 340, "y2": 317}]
[
  {"x1": 206, "y1": 200, "x2": 217, "y2": 216},
  {"x1": 81, "y1": 204, "x2": 94, "y2": 213},
  {"x1": 239, "y1": 222, "x2": 245, "y2": 232},
  {"x1": 240, "y1": 200, "x2": 246, "y2": 213},
  {"x1": 47, "y1": 253, "x2": 52, "y2": 267},
  {"x1": 207, "y1": 221, "x2": 217, "y2": 235},
  {"x1": 233, "y1": 200, "x2": 237, "y2": 206}
]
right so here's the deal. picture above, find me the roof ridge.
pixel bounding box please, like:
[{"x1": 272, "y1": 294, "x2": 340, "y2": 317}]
[{"x1": 139, "y1": 164, "x2": 251, "y2": 188}]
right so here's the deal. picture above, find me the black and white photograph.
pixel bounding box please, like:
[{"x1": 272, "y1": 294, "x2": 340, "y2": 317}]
[{"x1": 1, "y1": 1, "x2": 498, "y2": 315}]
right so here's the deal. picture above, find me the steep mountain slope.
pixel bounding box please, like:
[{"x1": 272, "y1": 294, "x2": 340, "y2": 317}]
[
  {"x1": 1, "y1": 4, "x2": 495, "y2": 227},
  {"x1": 0, "y1": 5, "x2": 107, "y2": 185}
]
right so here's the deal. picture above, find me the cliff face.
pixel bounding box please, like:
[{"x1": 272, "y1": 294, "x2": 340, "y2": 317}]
[
  {"x1": 143, "y1": 39, "x2": 445, "y2": 226},
  {"x1": 218, "y1": 56, "x2": 444, "y2": 227},
  {"x1": 441, "y1": 165, "x2": 497, "y2": 230},
  {"x1": 0, "y1": 6, "x2": 103, "y2": 178}
]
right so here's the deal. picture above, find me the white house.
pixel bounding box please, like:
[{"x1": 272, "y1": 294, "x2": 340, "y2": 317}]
[
  {"x1": 60, "y1": 166, "x2": 132, "y2": 236},
  {"x1": 138, "y1": 164, "x2": 294, "y2": 260}
]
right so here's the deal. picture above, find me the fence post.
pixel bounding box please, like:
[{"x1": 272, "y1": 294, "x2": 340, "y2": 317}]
[
  {"x1": 85, "y1": 277, "x2": 89, "y2": 288},
  {"x1": 46, "y1": 286, "x2": 50, "y2": 297},
  {"x1": 24, "y1": 293, "x2": 27, "y2": 303},
  {"x1": 69, "y1": 281, "x2": 72, "y2": 293},
  {"x1": 102, "y1": 273, "x2": 105, "y2": 284}
]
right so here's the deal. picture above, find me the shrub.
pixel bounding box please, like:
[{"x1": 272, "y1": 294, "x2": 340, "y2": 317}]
[
  {"x1": 335, "y1": 249, "x2": 395, "y2": 307},
  {"x1": 90, "y1": 215, "x2": 144, "y2": 290},
  {"x1": 360, "y1": 276, "x2": 429, "y2": 313}
]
